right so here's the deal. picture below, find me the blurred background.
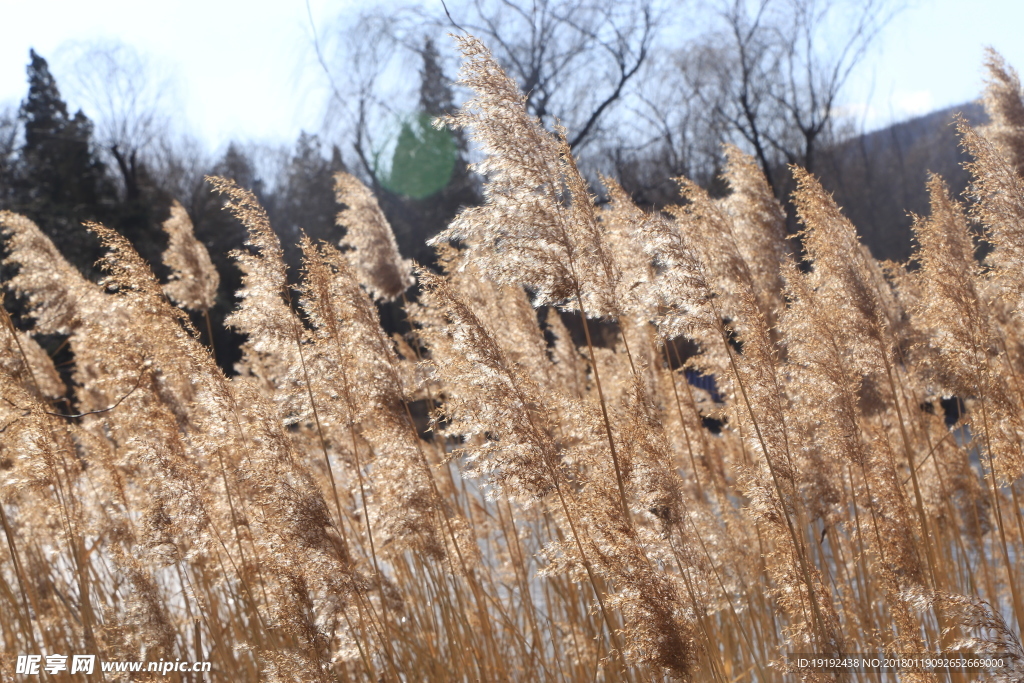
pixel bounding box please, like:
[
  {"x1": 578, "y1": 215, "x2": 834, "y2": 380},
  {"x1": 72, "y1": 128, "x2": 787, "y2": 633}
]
[{"x1": 0, "y1": 0, "x2": 1019, "y2": 367}]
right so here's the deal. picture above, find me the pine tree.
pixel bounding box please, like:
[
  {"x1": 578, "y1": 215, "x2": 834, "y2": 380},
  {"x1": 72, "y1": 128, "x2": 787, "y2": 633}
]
[
  {"x1": 420, "y1": 38, "x2": 453, "y2": 120},
  {"x1": 415, "y1": 37, "x2": 476, "y2": 202},
  {"x1": 271, "y1": 133, "x2": 347, "y2": 269},
  {"x1": 12, "y1": 50, "x2": 114, "y2": 275},
  {"x1": 385, "y1": 114, "x2": 458, "y2": 200},
  {"x1": 376, "y1": 38, "x2": 480, "y2": 266},
  {"x1": 0, "y1": 107, "x2": 17, "y2": 212}
]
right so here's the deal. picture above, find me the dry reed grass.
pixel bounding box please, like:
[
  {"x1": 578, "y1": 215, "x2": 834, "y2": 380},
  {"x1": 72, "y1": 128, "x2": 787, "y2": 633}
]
[{"x1": 1, "y1": 35, "x2": 1024, "y2": 682}]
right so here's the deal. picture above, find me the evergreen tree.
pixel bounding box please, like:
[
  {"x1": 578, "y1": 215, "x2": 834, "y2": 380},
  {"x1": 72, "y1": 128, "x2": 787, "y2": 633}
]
[
  {"x1": 0, "y1": 107, "x2": 18, "y2": 212},
  {"x1": 192, "y1": 143, "x2": 266, "y2": 263},
  {"x1": 377, "y1": 38, "x2": 480, "y2": 266},
  {"x1": 385, "y1": 114, "x2": 458, "y2": 201},
  {"x1": 419, "y1": 38, "x2": 453, "y2": 119},
  {"x1": 271, "y1": 132, "x2": 347, "y2": 269},
  {"x1": 12, "y1": 49, "x2": 114, "y2": 275}
]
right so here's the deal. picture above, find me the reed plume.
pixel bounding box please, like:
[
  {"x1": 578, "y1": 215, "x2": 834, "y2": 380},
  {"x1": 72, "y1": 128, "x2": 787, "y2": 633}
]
[
  {"x1": 2, "y1": 35, "x2": 1024, "y2": 683},
  {"x1": 334, "y1": 172, "x2": 414, "y2": 302},
  {"x1": 161, "y1": 199, "x2": 219, "y2": 313}
]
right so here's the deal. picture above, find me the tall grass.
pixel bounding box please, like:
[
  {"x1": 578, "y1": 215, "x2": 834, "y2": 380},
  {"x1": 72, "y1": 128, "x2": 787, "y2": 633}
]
[{"x1": 2, "y1": 35, "x2": 1024, "y2": 681}]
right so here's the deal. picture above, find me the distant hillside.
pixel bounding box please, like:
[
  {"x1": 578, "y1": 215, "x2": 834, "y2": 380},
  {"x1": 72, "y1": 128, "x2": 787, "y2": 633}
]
[{"x1": 816, "y1": 101, "x2": 987, "y2": 262}]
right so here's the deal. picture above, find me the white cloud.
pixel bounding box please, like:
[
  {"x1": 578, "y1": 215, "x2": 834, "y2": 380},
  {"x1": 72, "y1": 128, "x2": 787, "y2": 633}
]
[{"x1": 891, "y1": 90, "x2": 935, "y2": 119}]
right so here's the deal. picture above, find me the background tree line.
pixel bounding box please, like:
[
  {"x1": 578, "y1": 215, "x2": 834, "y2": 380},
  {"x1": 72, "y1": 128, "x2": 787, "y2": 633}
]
[{"x1": 0, "y1": 0, "x2": 981, "y2": 371}]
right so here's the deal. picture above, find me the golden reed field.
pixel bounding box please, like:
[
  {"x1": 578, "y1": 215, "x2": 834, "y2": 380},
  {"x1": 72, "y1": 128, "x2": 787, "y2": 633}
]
[{"x1": 3, "y1": 35, "x2": 1024, "y2": 682}]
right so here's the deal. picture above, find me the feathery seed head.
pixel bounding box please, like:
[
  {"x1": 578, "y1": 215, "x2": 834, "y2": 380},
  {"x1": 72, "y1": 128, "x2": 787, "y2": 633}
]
[
  {"x1": 161, "y1": 200, "x2": 220, "y2": 312},
  {"x1": 334, "y1": 172, "x2": 414, "y2": 302}
]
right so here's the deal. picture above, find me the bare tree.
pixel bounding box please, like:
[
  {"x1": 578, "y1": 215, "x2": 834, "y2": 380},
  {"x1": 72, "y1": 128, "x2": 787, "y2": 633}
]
[
  {"x1": 311, "y1": 0, "x2": 661, "y2": 184},
  {"x1": 311, "y1": 0, "x2": 893, "y2": 216},
  {"x1": 680, "y1": 0, "x2": 897, "y2": 194},
  {"x1": 310, "y1": 7, "x2": 413, "y2": 185},
  {"x1": 606, "y1": 66, "x2": 730, "y2": 206},
  {"x1": 148, "y1": 133, "x2": 212, "y2": 218},
  {"x1": 55, "y1": 40, "x2": 175, "y2": 199},
  {"x1": 451, "y1": 0, "x2": 658, "y2": 151}
]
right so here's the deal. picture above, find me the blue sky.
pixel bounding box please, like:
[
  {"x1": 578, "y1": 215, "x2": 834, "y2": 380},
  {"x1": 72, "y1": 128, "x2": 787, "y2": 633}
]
[
  {"x1": 843, "y1": 0, "x2": 1024, "y2": 128},
  {"x1": 1, "y1": 0, "x2": 1022, "y2": 149}
]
